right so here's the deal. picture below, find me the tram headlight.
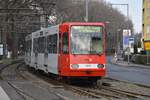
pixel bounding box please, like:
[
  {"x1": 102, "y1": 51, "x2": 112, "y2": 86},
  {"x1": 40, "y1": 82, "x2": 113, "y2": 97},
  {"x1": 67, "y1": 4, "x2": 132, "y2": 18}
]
[
  {"x1": 71, "y1": 64, "x2": 79, "y2": 69},
  {"x1": 97, "y1": 64, "x2": 104, "y2": 68}
]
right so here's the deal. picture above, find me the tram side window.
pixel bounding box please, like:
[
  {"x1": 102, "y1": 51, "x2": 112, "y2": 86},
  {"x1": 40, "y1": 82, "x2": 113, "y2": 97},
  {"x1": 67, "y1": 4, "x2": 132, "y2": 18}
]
[
  {"x1": 47, "y1": 34, "x2": 57, "y2": 53},
  {"x1": 33, "y1": 38, "x2": 38, "y2": 53},
  {"x1": 26, "y1": 40, "x2": 31, "y2": 52},
  {"x1": 38, "y1": 37, "x2": 45, "y2": 53},
  {"x1": 43, "y1": 37, "x2": 46, "y2": 52},
  {"x1": 53, "y1": 34, "x2": 57, "y2": 53},
  {"x1": 62, "y1": 32, "x2": 69, "y2": 54},
  {"x1": 47, "y1": 36, "x2": 52, "y2": 53},
  {"x1": 59, "y1": 33, "x2": 62, "y2": 53},
  {"x1": 25, "y1": 41, "x2": 27, "y2": 52},
  {"x1": 25, "y1": 41, "x2": 28, "y2": 52}
]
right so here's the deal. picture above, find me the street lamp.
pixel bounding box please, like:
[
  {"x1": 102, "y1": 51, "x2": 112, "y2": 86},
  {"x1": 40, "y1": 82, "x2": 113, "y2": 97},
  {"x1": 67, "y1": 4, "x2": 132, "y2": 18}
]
[
  {"x1": 117, "y1": 28, "x2": 121, "y2": 54},
  {"x1": 85, "y1": 0, "x2": 89, "y2": 22}
]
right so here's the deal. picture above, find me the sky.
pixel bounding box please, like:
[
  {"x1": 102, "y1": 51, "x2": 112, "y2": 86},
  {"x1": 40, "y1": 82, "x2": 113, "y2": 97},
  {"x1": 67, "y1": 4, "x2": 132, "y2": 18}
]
[{"x1": 105, "y1": 0, "x2": 142, "y2": 33}]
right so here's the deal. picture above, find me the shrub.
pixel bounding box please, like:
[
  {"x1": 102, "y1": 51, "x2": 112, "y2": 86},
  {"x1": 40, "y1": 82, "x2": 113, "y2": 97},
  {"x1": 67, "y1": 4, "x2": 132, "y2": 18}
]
[{"x1": 131, "y1": 54, "x2": 150, "y2": 64}]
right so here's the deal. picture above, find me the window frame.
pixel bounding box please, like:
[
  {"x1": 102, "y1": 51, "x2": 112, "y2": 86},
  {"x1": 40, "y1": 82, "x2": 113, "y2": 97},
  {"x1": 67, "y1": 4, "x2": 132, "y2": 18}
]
[
  {"x1": 47, "y1": 34, "x2": 58, "y2": 54},
  {"x1": 62, "y1": 32, "x2": 69, "y2": 54}
]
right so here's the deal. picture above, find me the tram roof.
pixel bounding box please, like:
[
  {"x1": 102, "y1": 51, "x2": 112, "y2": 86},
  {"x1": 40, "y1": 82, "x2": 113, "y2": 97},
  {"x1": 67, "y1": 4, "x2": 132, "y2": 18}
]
[{"x1": 61, "y1": 22, "x2": 105, "y2": 26}]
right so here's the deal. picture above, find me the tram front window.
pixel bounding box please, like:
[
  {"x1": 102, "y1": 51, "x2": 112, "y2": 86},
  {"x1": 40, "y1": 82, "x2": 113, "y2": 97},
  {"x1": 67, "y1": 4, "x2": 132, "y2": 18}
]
[{"x1": 71, "y1": 26, "x2": 103, "y2": 55}]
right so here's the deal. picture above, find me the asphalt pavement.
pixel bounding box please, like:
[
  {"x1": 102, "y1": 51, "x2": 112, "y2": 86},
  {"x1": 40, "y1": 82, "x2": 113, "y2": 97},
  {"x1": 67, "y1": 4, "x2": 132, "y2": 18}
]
[
  {"x1": 0, "y1": 60, "x2": 105, "y2": 100},
  {"x1": 106, "y1": 56, "x2": 150, "y2": 86}
]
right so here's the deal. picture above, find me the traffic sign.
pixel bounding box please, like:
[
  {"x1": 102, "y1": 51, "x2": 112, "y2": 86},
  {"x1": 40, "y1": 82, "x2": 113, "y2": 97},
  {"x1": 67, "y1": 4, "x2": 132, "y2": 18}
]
[
  {"x1": 123, "y1": 29, "x2": 131, "y2": 50},
  {"x1": 144, "y1": 41, "x2": 150, "y2": 50}
]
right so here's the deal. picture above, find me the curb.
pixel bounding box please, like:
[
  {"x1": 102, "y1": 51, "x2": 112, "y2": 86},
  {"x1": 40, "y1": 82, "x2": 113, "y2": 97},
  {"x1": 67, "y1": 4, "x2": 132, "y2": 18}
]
[
  {"x1": 110, "y1": 58, "x2": 150, "y2": 69},
  {"x1": 105, "y1": 77, "x2": 150, "y2": 88}
]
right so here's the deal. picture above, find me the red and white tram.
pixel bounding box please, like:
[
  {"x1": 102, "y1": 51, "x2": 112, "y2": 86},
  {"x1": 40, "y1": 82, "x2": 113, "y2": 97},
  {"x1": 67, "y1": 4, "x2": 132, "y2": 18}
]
[{"x1": 25, "y1": 22, "x2": 106, "y2": 83}]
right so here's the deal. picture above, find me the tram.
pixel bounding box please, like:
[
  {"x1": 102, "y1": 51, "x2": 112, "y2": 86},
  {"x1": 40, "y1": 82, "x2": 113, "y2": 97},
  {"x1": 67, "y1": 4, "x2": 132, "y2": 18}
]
[{"x1": 25, "y1": 22, "x2": 106, "y2": 83}]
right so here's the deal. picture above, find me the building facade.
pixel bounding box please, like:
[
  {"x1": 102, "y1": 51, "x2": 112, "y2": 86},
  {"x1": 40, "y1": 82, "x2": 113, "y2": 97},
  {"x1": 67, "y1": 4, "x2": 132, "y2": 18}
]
[{"x1": 143, "y1": 0, "x2": 150, "y2": 53}]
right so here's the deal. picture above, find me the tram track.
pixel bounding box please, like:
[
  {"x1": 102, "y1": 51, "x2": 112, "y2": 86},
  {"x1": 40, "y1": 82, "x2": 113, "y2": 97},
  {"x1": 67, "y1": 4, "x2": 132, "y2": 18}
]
[
  {"x1": 1, "y1": 61, "x2": 149, "y2": 100},
  {"x1": 0, "y1": 60, "x2": 38, "y2": 100},
  {"x1": 0, "y1": 60, "x2": 125, "y2": 99},
  {"x1": 0, "y1": 61, "x2": 77, "y2": 100},
  {"x1": 16, "y1": 67, "x2": 71, "y2": 100},
  {"x1": 65, "y1": 85, "x2": 120, "y2": 100},
  {"x1": 15, "y1": 63, "x2": 29, "y2": 80},
  {"x1": 7, "y1": 81, "x2": 38, "y2": 100},
  {"x1": 23, "y1": 66, "x2": 141, "y2": 100},
  {"x1": 70, "y1": 85, "x2": 144, "y2": 99},
  {"x1": 102, "y1": 86, "x2": 150, "y2": 98},
  {"x1": 105, "y1": 77, "x2": 150, "y2": 89},
  {"x1": 27, "y1": 64, "x2": 150, "y2": 100},
  {"x1": 27, "y1": 67, "x2": 107, "y2": 99}
]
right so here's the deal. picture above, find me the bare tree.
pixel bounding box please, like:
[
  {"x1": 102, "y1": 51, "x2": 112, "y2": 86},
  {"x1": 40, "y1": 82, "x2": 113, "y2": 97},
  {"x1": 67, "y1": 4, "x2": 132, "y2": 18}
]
[
  {"x1": 0, "y1": 0, "x2": 133, "y2": 58},
  {"x1": 55, "y1": 0, "x2": 133, "y2": 52},
  {"x1": 0, "y1": 0, "x2": 56, "y2": 58}
]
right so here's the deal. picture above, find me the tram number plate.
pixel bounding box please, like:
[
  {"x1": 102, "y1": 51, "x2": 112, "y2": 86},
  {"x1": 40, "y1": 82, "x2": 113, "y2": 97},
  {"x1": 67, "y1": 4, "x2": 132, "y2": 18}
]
[{"x1": 86, "y1": 65, "x2": 91, "y2": 67}]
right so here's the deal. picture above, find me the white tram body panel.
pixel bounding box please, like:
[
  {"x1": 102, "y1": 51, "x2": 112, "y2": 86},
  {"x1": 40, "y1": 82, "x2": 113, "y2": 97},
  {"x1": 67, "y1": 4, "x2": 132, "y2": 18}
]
[
  {"x1": 30, "y1": 32, "x2": 36, "y2": 68},
  {"x1": 27, "y1": 25, "x2": 59, "y2": 74},
  {"x1": 46, "y1": 26, "x2": 59, "y2": 74}
]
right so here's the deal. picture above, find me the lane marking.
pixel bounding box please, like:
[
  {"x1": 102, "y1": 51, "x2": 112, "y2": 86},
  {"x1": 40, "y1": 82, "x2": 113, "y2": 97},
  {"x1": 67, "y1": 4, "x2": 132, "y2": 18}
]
[{"x1": 0, "y1": 86, "x2": 10, "y2": 100}]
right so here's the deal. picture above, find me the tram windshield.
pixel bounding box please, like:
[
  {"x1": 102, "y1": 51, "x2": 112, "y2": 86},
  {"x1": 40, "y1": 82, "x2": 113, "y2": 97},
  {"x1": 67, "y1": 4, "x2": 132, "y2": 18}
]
[{"x1": 71, "y1": 26, "x2": 103, "y2": 54}]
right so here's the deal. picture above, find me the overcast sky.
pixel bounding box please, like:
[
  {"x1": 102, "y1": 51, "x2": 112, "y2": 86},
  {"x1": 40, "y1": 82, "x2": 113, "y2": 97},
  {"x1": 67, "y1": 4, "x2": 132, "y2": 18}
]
[{"x1": 105, "y1": 0, "x2": 142, "y2": 33}]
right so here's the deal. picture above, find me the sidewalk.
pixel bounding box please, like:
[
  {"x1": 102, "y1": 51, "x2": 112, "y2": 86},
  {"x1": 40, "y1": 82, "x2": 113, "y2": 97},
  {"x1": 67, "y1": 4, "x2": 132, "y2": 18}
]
[
  {"x1": 0, "y1": 86, "x2": 10, "y2": 100},
  {"x1": 111, "y1": 57, "x2": 150, "y2": 69}
]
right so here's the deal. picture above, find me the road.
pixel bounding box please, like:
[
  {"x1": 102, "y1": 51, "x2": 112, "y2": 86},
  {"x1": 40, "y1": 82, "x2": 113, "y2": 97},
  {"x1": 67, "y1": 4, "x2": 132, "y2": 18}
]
[{"x1": 106, "y1": 56, "x2": 150, "y2": 86}]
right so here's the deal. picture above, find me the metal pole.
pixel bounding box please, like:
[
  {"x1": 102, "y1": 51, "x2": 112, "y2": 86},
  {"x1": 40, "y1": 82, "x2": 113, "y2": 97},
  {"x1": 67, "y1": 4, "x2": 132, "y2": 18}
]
[
  {"x1": 117, "y1": 29, "x2": 121, "y2": 54},
  {"x1": 115, "y1": 29, "x2": 119, "y2": 55},
  {"x1": 127, "y1": 4, "x2": 130, "y2": 64},
  {"x1": 147, "y1": 53, "x2": 149, "y2": 64},
  {"x1": 147, "y1": 51, "x2": 150, "y2": 65},
  {"x1": 85, "y1": 0, "x2": 89, "y2": 22}
]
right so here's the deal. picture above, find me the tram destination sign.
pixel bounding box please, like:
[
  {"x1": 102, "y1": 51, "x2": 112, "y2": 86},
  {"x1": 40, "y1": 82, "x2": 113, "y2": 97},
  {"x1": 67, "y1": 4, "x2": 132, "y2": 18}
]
[{"x1": 72, "y1": 26, "x2": 102, "y2": 33}]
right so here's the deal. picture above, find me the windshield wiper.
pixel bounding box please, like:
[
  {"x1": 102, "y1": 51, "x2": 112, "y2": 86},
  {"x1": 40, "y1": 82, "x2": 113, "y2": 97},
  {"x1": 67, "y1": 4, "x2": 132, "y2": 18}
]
[{"x1": 89, "y1": 51, "x2": 103, "y2": 55}]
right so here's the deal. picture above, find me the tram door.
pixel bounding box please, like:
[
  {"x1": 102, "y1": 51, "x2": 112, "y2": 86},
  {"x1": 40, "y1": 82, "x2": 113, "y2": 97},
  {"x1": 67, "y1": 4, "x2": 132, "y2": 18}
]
[
  {"x1": 58, "y1": 26, "x2": 69, "y2": 75},
  {"x1": 58, "y1": 32, "x2": 62, "y2": 74},
  {"x1": 34, "y1": 38, "x2": 38, "y2": 68}
]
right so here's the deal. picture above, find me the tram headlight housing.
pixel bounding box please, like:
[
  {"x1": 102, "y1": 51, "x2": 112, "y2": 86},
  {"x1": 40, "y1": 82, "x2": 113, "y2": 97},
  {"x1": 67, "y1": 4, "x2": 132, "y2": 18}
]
[
  {"x1": 71, "y1": 64, "x2": 79, "y2": 69},
  {"x1": 97, "y1": 64, "x2": 104, "y2": 68}
]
